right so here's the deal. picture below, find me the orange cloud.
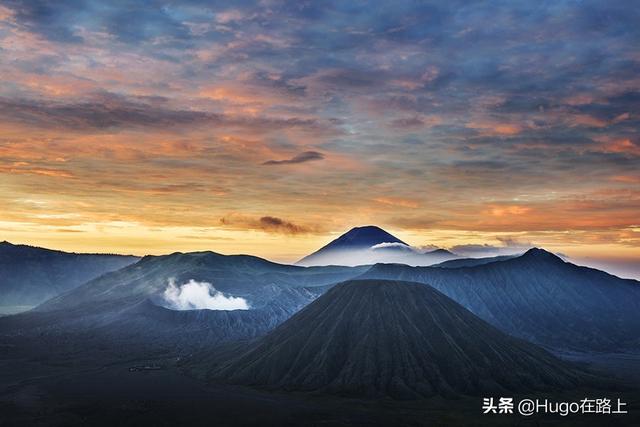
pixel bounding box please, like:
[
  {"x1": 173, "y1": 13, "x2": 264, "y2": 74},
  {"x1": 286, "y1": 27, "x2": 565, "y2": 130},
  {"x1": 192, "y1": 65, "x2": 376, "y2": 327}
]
[
  {"x1": 0, "y1": 5, "x2": 14, "y2": 21},
  {"x1": 488, "y1": 205, "x2": 531, "y2": 217},
  {"x1": 466, "y1": 121, "x2": 522, "y2": 136},
  {"x1": 610, "y1": 175, "x2": 640, "y2": 184},
  {"x1": 601, "y1": 138, "x2": 640, "y2": 155},
  {"x1": 2, "y1": 163, "x2": 74, "y2": 178},
  {"x1": 199, "y1": 86, "x2": 257, "y2": 104},
  {"x1": 373, "y1": 197, "x2": 420, "y2": 209},
  {"x1": 570, "y1": 114, "x2": 608, "y2": 128}
]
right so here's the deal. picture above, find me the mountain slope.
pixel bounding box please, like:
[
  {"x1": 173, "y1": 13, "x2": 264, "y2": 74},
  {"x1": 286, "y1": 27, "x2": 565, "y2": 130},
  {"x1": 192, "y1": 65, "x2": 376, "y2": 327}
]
[
  {"x1": 360, "y1": 248, "x2": 640, "y2": 351},
  {"x1": 0, "y1": 251, "x2": 367, "y2": 349},
  {"x1": 0, "y1": 241, "x2": 138, "y2": 308},
  {"x1": 297, "y1": 226, "x2": 457, "y2": 267},
  {"x1": 211, "y1": 280, "x2": 592, "y2": 399},
  {"x1": 36, "y1": 251, "x2": 366, "y2": 313}
]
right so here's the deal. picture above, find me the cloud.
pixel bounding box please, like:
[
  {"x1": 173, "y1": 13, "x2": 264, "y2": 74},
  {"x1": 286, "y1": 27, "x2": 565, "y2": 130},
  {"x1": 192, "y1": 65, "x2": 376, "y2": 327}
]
[
  {"x1": 220, "y1": 213, "x2": 313, "y2": 235},
  {"x1": 161, "y1": 278, "x2": 249, "y2": 311},
  {"x1": 450, "y1": 237, "x2": 533, "y2": 258},
  {"x1": 1, "y1": 0, "x2": 640, "y2": 261},
  {"x1": 0, "y1": 94, "x2": 332, "y2": 134},
  {"x1": 3, "y1": 0, "x2": 192, "y2": 44},
  {"x1": 389, "y1": 116, "x2": 426, "y2": 128},
  {"x1": 373, "y1": 197, "x2": 419, "y2": 209},
  {"x1": 0, "y1": 95, "x2": 213, "y2": 130},
  {"x1": 487, "y1": 205, "x2": 531, "y2": 217},
  {"x1": 262, "y1": 151, "x2": 325, "y2": 165},
  {"x1": 300, "y1": 242, "x2": 458, "y2": 267},
  {"x1": 259, "y1": 216, "x2": 308, "y2": 234},
  {"x1": 370, "y1": 242, "x2": 416, "y2": 252}
]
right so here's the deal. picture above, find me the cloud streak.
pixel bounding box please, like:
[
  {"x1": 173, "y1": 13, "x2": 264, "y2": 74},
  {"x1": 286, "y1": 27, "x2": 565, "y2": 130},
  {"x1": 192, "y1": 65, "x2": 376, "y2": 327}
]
[
  {"x1": 0, "y1": 94, "x2": 331, "y2": 134},
  {"x1": 220, "y1": 214, "x2": 314, "y2": 235},
  {"x1": 262, "y1": 151, "x2": 324, "y2": 165}
]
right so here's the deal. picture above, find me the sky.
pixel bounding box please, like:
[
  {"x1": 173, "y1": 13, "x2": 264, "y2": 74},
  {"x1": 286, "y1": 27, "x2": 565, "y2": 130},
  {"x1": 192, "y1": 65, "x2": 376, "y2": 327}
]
[{"x1": 0, "y1": 1, "x2": 639, "y2": 274}]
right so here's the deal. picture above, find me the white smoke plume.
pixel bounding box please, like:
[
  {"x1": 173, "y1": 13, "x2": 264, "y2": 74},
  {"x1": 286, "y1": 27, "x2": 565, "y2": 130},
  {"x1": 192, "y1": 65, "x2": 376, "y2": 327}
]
[{"x1": 162, "y1": 279, "x2": 250, "y2": 311}]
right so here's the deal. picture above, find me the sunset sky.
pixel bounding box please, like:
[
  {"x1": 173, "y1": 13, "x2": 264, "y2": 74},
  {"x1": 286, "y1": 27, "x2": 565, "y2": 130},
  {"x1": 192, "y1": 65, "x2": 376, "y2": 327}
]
[{"x1": 0, "y1": 1, "x2": 638, "y2": 274}]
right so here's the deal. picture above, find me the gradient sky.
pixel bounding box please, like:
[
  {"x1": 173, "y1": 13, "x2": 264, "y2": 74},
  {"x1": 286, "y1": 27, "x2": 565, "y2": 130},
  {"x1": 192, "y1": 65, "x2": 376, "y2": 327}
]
[{"x1": 0, "y1": 1, "x2": 639, "y2": 273}]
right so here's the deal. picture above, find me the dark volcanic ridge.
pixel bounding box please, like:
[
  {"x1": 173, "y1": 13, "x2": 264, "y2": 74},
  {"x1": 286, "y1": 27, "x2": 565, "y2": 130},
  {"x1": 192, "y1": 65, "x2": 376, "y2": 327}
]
[
  {"x1": 360, "y1": 248, "x2": 640, "y2": 351},
  {"x1": 210, "y1": 279, "x2": 595, "y2": 399},
  {"x1": 0, "y1": 251, "x2": 367, "y2": 351}
]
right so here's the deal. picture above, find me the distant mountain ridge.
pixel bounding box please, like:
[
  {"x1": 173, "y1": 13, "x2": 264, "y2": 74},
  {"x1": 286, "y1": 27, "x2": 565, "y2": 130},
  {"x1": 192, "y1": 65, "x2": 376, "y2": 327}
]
[
  {"x1": 360, "y1": 248, "x2": 640, "y2": 351},
  {"x1": 35, "y1": 250, "x2": 365, "y2": 313},
  {"x1": 210, "y1": 279, "x2": 594, "y2": 398},
  {"x1": 0, "y1": 241, "x2": 139, "y2": 308},
  {"x1": 432, "y1": 254, "x2": 518, "y2": 268}
]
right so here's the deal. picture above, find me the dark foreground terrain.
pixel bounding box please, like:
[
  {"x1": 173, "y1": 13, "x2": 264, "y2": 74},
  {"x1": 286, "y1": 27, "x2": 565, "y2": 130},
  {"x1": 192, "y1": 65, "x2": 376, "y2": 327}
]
[
  {"x1": 1, "y1": 304, "x2": 639, "y2": 426},
  {"x1": 1, "y1": 347, "x2": 638, "y2": 427}
]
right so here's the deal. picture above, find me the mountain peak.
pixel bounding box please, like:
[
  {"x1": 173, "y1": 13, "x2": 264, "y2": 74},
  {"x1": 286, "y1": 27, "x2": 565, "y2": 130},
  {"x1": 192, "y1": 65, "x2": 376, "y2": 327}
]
[
  {"x1": 296, "y1": 226, "x2": 408, "y2": 266},
  {"x1": 335, "y1": 226, "x2": 408, "y2": 247},
  {"x1": 521, "y1": 247, "x2": 563, "y2": 261},
  {"x1": 425, "y1": 248, "x2": 454, "y2": 256}
]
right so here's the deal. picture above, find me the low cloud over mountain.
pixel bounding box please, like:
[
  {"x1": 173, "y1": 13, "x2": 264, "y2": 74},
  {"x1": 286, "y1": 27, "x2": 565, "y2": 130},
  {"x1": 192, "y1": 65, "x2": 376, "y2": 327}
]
[{"x1": 450, "y1": 237, "x2": 533, "y2": 257}]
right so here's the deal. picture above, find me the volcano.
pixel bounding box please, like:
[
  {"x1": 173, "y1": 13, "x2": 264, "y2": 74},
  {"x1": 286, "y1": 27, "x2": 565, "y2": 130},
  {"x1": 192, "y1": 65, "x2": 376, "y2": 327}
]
[
  {"x1": 303, "y1": 226, "x2": 407, "y2": 252},
  {"x1": 296, "y1": 226, "x2": 457, "y2": 266},
  {"x1": 212, "y1": 279, "x2": 591, "y2": 399}
]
